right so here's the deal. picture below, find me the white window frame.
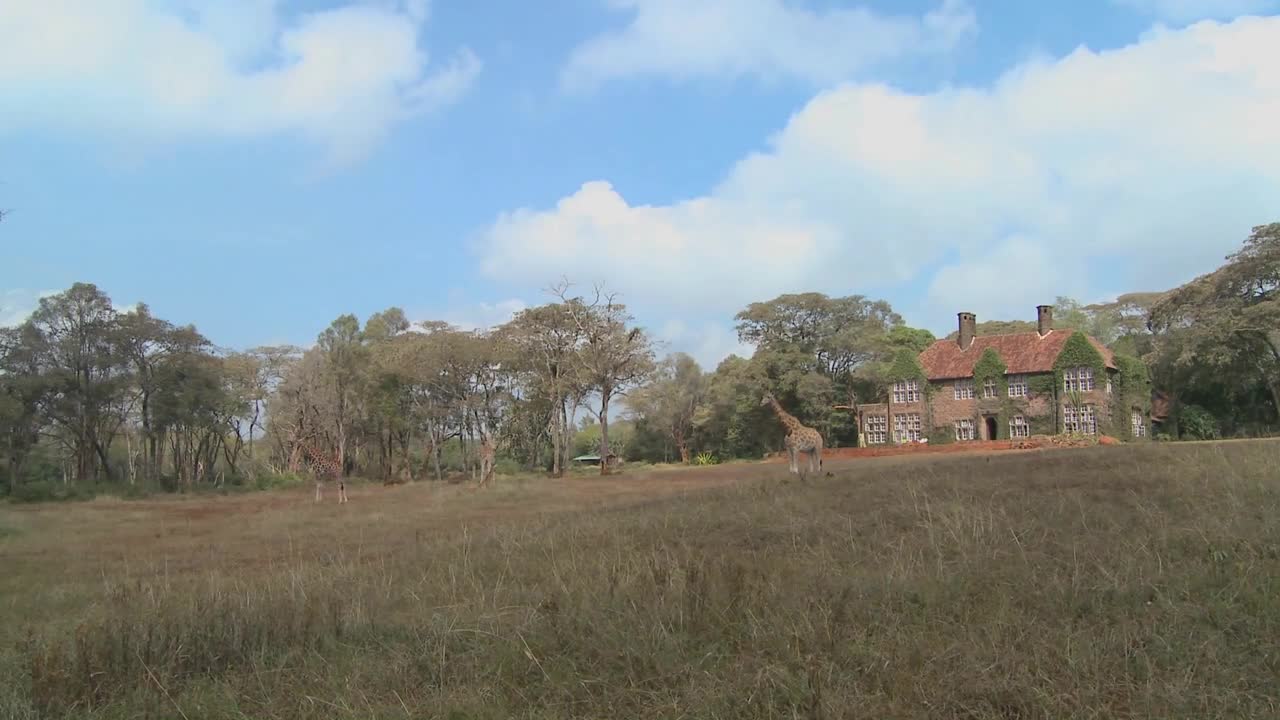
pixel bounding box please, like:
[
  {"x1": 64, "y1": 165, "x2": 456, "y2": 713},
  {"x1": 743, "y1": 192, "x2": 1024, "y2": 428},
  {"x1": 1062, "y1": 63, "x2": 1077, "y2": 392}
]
[
  {"x1": 1007, "y1": 375, "x2": 1028, "y2": 397},
  {"x1": 1064, "y1": 366, "x2": 1095, "y2": 393},
  {"x1": 893, "y1": 379, "x2": 920, "y2": 404},
  {"x1": 1010, "y1": 415, "x2": 1030, "y2": 438},
  {"x1": 954, "y1": 379, "x2": 975, "y2": 400},
  {"x1": 982, "y1": 377, "x2": 998, "y2": 399},
  {"x1": 954, "y1": 418, "x2": 975, "y2": 441},
  {"x1": 1063, "y1": 404, "x2": 1097, "y2": 435},
  {"x1": 1131, "y1": 410, "x2": 1146, "y2": 438},
  {"x1": 864, "y1": 415, "x2": 888, "y2": 445},
  {"x1": 894, "y1": 413, "x2": 922, "y2": 443}
]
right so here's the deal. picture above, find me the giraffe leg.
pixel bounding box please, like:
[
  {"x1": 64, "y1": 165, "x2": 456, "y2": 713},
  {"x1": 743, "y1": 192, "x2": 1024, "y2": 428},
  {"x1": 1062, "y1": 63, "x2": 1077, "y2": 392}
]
[
  {"x1": 315, "y1": 480, "x2": 321, "y2": 503},
  {"x1": 339, "y1": 480, "x2": 347, "y2": 503}
]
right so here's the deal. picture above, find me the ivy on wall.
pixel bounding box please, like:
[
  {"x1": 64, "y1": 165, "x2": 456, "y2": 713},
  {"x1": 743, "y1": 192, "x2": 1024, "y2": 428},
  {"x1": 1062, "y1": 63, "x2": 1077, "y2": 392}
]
[
  {"x1": 888, "y1": 349, "x2": 927, "y2": 385},
  {"x1": 1052, "y1": 332, "x2": 1108, "y2": 383},
  {"x1": 1110, "y1": 353, "x2": 1153, "y2": 440},
  {"x1": 972, "y1": 348, "x2": 1008, "y2": 398}
]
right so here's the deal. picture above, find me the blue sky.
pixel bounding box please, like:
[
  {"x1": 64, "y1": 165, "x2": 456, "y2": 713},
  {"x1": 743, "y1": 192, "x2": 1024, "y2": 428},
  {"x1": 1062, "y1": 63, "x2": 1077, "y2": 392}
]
[{"x1": 3, "y1": 0, "x2": 1279, "y2": 367}]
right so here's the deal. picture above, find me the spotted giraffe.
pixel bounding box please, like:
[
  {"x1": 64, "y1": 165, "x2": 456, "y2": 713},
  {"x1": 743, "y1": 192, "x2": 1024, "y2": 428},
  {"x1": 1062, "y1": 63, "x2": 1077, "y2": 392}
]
[
  {"x1": 477, "y1": 433, "x2": 496, "y2": 488},
  {"x1": 299, "y1": 441, "x2": 347, "y2": 503},
  {"x1": 761, "y1": 392, "x2": 824, "y2": 480}
]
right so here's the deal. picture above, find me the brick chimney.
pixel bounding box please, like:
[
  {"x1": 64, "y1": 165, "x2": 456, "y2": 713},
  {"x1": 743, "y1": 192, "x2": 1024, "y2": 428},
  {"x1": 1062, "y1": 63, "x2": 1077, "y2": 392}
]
[
  {"x1": 957, "y1": 312, "x2": 976, "y2": 350},
  {"x1": 1036, "y1": 304, "x2": 1054, "y2": 337}
]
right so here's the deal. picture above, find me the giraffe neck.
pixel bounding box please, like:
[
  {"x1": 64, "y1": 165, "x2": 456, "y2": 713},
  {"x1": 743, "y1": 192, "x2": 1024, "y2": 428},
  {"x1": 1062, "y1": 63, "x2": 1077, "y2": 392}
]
[{"x1": 768, "y1": 397, "x2": 804, "y2": 432}]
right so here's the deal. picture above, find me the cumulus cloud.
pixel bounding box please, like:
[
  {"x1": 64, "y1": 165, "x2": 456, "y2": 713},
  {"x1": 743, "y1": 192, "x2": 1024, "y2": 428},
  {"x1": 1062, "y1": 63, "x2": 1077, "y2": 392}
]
[
  {"x1": 417, "y1": 298, "x2": 529, "y2": 333},
  {"x1": 0, "y1": 289, "x2": 61, "y2": 327},
  {"x1": 1113, "y1": 0, "x2": 1278, "y2": 23},
  {"x1": 561, "y1": 0, "x2": 976, "y2": 90},
  {"x1": 0, "y1": 0, "x2": 480, "y2": 163},
  {"x1": 481, "y1": 16, "x2": 1280, "y2": 338}
]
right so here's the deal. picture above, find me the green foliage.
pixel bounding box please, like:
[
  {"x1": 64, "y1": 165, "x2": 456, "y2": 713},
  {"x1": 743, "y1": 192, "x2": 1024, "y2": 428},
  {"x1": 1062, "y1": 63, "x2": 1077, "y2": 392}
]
[
  {"x1": 972, "y1": 348, "x2": 1008, "y2": 398},
  {"x1": 693, "y1": 452, "x2": 717, "y2": 466},
  {"x1": 1053, "y1": 331, "x2": 1107, "y2": 380},
  {"x1": 885, "y1": 326, "x2": 936, "y2": 354},
  {"x1": 1028, "y1": 374, "x2": 1057, "y2": 397},
  {"x1": 253, "y1": 472, "x2": 305, "y2": 492},
  {"x1": 1177, "y1": 405, "x2": 1221, "y2": 440},
  {"x1": 887, "y1": 349, "x2": 926, "y2": 383}
]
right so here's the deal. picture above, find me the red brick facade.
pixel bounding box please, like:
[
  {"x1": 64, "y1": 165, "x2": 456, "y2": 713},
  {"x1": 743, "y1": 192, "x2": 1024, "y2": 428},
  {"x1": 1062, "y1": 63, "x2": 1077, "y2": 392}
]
[{"x1": 856, "y1": 306, "x2": 1121, "y2": 446}]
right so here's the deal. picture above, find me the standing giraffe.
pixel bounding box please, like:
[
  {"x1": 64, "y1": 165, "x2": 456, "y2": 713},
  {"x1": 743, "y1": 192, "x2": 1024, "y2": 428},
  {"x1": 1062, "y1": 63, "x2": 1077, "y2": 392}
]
[
  {"x1": 477, "y1": 433, "x2": 496, "y2": 488},
  {"x1": 298, "y1": 441, "x2": 347, "y2": 503},
  {"x1": 761, "y1": 392, "x2": 824, "y2": 480}
]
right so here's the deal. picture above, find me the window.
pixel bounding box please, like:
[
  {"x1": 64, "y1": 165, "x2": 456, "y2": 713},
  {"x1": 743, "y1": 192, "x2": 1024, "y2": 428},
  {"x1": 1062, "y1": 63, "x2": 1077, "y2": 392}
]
[
  {"x1": 954, "y1": 418, "x2": 975, "y2": 441},
  {"x1": 1106, "y1": 377, "x2": 1113, "y2": 394},
  {"x1": 1007, "y1": 375, "x2": 1028, "y2": 397},
  {"x1": 1063, "y1": 366, "x2": 1095, "y2": 393},
  {"x1": 1063, "y1": 404, "x2": 1097, "y2": 435},
  {"x1": 894, "y1": 413, "x2": 922, "y2": 443},
  {"x1": 864, "y1": 415, "x2": 888, "y2": 445},
  {"x1": 893, "y1": 379, "x2": 920, "y2": 403},
  {"x1": 982, "y1": 378, "x2": 998, "y2": 399},
  {"x1": 954, "y1": 379, "x2": 975, "y2": 400},
  {"x1": 1131, "y1": 410, "x2": 1146, "y2": 438},
  {"x1": 1010, "y1": 415, "x2": 1030, "y2": 438}
]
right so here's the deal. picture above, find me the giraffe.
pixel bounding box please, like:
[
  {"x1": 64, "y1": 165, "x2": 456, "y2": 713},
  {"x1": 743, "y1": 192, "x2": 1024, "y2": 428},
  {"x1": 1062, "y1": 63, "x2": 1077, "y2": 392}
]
[
  {"x1": 298, "y1": 440, "x2": 348, "y2": 503},
  {"x1": 761, "y1": 392, "x2": 824, "y2": 480},
  {"x1": 477, "y1": 433, "x2": 496, "y2": 488}
]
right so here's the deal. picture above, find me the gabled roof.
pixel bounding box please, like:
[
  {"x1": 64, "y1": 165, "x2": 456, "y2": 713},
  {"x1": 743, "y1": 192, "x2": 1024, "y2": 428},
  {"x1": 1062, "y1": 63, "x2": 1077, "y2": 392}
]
[{"x1": 917, "y1": 330, "x2": 1116, "y2": 381}]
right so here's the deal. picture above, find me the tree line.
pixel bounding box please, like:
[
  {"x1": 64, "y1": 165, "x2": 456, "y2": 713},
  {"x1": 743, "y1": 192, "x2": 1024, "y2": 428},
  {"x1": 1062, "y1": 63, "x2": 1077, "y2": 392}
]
[{"x1": 1, "y1": 224, "x2": 1276, "y2": 497}]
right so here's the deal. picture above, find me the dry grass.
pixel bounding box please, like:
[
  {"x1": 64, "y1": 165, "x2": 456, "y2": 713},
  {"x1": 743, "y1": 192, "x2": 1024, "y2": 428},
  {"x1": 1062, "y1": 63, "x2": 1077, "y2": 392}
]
[{"x1": 2, "y1": 440, "x2": 1279, "y2": 718}]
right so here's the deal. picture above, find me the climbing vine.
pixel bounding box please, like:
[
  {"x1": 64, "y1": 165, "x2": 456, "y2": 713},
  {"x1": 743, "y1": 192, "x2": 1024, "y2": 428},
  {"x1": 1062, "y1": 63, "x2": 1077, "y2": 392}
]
[
  {"x1": 887, "y1": 349, "x2": 926, "y2": 385},
  {"x1": 972, "y1": 348, "x2": 1008, "y2": 399},
  {"x1": 971, "y1": 348, "x2": 1011, "y2": 439},
  {"x1": 1052, "y1": 331, "x2": 1107, "y2": 385},
  {"x1": 1110, "y1": 353, "x2": 1152, "y2": 440}
]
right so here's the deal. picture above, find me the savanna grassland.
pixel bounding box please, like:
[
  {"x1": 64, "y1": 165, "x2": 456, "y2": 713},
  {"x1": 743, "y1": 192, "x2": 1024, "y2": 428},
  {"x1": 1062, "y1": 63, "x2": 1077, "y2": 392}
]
[{"x1": 2, "y1": 441, "x2": 1279, "y2": 719}]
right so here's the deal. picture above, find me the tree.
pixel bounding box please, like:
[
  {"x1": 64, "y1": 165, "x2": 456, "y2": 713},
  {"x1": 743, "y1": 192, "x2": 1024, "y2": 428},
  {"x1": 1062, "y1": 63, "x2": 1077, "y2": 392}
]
[
  {"x1": 553, "y1": 284, "x2": 654, "y2": 475},
  {"x1": 736, "y1": 292, "x2": 902, "y2": 445},
  {"x1": 626, "y1": 352, "x2": 706, "y2": 463},
  {"x1": 23, "y1": 283, "x2": 129, "y2": 482},
  {"x1": 315, "y1": 314, "x2": 365, "y2": 473},
  {"x1": 0, "y1": 324, "x2": 47, "y2": 492},
  {"x1": 498, "y1": 303, "x2": 584, "y2": 476},
  {"x1": 1148, "y1": 223, "x2": 1280, "y2": 431}
]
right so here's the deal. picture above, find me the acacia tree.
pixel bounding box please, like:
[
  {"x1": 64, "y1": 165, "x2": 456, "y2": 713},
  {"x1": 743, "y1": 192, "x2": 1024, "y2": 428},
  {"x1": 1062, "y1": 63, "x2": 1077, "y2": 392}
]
[
  {"x1": 1148, "y1": 222, "x2": 1280, "y2": 430},
  {"x1": 553, "y1": 284, "x2": 654, "y2": 475},
  {"x1": 627, "y1": 352, "x2": 706, "y2": 463},
  {"x1": 315, "y1": 314, "x2": 364, "y2": 472},
  {"x1": 24, "y1": 283, "x2": 130, "y2": 482},
  {"x1": 0, "y1": 324, "x2": 46, "y2": 491},
  {"x1": 498, "y1": 303, "x2": 583, "y2": 476}
]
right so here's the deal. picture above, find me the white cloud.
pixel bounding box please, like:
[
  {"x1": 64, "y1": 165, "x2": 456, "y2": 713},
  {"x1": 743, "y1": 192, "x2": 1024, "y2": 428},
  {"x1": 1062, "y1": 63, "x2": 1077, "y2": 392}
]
[
  {"x1": 654, "y1": 319, "x2": 755, "y2": 369},
  {"x1": 419, "y1": 298, "x2": 529, "y2": 332},
  {"x1": 1114, "y1": 0, "x2": 1278, "y2": 23},
  {"x1": 561, "y1": 0, "x2": 976, "y2": 90},
  {"x1": 0, "y1": 289, "x2": 61, "y2": 327},
  {"x1": 0, "y1": 0, "x2": 480, "y2": 164},
  {"x1": 481, "y1": 16, "x2": 1280, "y2": 345}
]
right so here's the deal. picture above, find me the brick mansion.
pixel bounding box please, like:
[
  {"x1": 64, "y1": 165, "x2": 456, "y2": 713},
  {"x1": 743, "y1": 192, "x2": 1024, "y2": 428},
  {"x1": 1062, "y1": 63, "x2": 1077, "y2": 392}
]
[{"x1": 856, "y1": 305, "x2": 1149, "y2": 446}]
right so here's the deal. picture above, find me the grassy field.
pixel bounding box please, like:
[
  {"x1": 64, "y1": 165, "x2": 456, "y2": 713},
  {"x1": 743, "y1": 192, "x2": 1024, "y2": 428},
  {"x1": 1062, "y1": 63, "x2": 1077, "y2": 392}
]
[{"x1": 2, "y1": 440, "x2": 1279, "y2": 718}]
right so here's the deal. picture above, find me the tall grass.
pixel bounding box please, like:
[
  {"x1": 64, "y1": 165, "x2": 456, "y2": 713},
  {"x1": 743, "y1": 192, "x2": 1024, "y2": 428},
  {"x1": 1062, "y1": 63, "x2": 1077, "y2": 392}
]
[{"x1": 3, "y1": 440, "x2": 1279, "y2": 718}]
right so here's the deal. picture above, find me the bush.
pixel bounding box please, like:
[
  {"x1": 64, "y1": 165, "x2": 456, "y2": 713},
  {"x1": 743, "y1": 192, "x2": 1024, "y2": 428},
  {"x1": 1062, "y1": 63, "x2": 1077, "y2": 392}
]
[
  {"x1": 254, "y1": 471, "x2": 306, "y2": 491},
  {"x1": 1178, "y1": 405, "x2": 1221, "y2": 440},
  {"x1": 6, "y1": 481, "x2": 98, "y2": 504}
]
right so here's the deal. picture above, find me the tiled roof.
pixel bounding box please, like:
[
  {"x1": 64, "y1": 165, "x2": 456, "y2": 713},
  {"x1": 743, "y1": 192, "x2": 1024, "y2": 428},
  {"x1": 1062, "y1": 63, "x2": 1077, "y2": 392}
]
[{"x1": 917, "y1": 330, "x2": 1116, "y2": 381}]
